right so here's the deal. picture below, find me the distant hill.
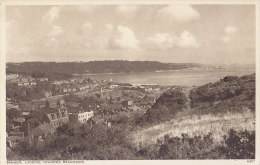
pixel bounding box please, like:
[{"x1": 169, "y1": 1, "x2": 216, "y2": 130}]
[
  {"x1": 137, "y1": 74, "x2": 255, "y2": 125},
  {"x1": 6, "y1": 61, "x2": 202, "y2": 80}
]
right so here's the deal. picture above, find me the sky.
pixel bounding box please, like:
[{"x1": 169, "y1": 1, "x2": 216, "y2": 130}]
[{"x1": 6, "y1": 5, "x2": 255, "y2": 64}]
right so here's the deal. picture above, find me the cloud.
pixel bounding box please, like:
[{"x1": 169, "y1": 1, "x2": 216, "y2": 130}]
[
  {"x1": 146, "y1": 31, "x2": 200, "y2": 49},
  {"x1": 81, "y1": 22, "x2": 93, "y2": 33},
  {"x1": 158, "y1": 5, "x2": 200, "y2": 22},
  {"x1": 146, "y1": 33, "x2": 175, "y2": 49},
  {"x1": 222, "y1": 25, "x2": 238, "y2": 43},
  {"x1": 221, "y1": 35, "x2": 231, "y2": 43},
  {"x1": 43, "y1": 6, "x2": 63, "y2": 23},
  {"x1": 177, "y1": 31, "x2": 200, "y2": 48},
  {"x1": 109, "y1": 25, "x2": 139, "y2": 49},
  {"x1": 105, "y1": 24, "x2": 114, "y2": 31},
  {"x1": 115, "y1": 5, "x2": 139, "y2": 17},
  {"x1": 48, "y1": 26, "x2": 64, "y2": 36},
  {"x1": 225, "y1": 26, "x2": 238, "y2": 34}
]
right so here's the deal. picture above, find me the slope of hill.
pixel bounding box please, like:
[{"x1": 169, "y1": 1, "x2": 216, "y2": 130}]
[
  {"x1": 6, "y1": 61, "x2": 202, "y2": 80},
  {"x1": 131, "y1": 74, "x2": 255, "y2": 148},
  {"x1": 136, "y1": 87, "x2": 188, "y2": 125},
  {"x1": 190, "y1": 74, "x2": 255, "y2": 114}
]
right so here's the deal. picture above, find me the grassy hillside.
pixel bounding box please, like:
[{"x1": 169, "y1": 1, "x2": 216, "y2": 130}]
[
  {"x1": 190, "y1": 74, "x2": 255, "y2": 114},
  {"x1": 130, "y1": 74, "x2": 255, "y2": 157},
  {"x1": 137, "y1": 74, "x2": 255, "y2": 125}
]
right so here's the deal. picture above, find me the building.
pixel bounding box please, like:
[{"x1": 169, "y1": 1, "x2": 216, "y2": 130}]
[
  {"x1": 44, "y1": 91, "x2": 52, "y2": 98},
  {"x1": 39, "y1": 77, "x2": 48, "y2": 82},
  {"x1": 30, "y1": 82, "x2": 37, "y2": 86},
  {"x1": 109, "y1": 84, "x2": 119, "y2": 89},
  {"x1": 6, "y1": 74, "x2": 19, "y2": 81},
  {"x1": 21, "y1": 78, "x2": 29, "y2": 83},
  {"x1": 121, "y1": 100, "x2": 134, "y2": 111},
  {"x1": 122, "y1": 100, "x2": 133, "y2": 107},
  {"x1": 69, "y1": 111, "x2": 94, "y2": 124},
  {"x1": 23, "y1": 82, "x2": 30, "y2": 86},
  {"x1": 52, "y1": 81, "x2": 63, "y2": 85},
  {"x1": 71, "y1": 88, "x2": 77, "y2": 92},
  {"x1": 46, "y1": 98, "x2": 65, "y2": 109},
  {"x1": 46, "y1": 110, "x2": 69, "y2": 128},
  {"x1": 28, "y1": 77, "x2": 35, "y2": 82},
  {"x1": 62, "y1": 88, "x2": 68, "y2": 93},
  {"x1": 77, "y1": 85, "x2": 88, "y2": 91},
  {"x1": 17, "y1": 82, "x2": 23, "y2": 86}
]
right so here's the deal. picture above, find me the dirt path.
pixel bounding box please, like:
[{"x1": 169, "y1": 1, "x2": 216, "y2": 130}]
[{"x1": 181, "y1": 86, "x2": 194, "y2": 112}]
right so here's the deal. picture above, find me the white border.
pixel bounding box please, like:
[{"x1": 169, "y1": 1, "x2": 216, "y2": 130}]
[{"x1": 0, "y1": 0, "x2": 259, "y2": 165}]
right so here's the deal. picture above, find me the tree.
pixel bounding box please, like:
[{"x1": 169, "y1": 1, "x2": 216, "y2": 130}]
[
  {"x1": 7, "y1": 108, "x2": 22, "y2": 120},
  {"x1": 222, "y1": 129, "x2": 255, "y2": 159}
]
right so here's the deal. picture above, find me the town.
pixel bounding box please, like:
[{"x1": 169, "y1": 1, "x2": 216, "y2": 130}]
[{"x1": 6, "y1": 73, "x2": 171, "y2": 149}]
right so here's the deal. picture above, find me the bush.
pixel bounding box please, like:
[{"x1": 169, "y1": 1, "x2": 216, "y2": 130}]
[{"x1": 221, "y1": 129, "x2": 255, "y2": 159}]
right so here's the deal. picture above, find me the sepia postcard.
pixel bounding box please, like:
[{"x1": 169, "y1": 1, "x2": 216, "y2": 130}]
[{"x1": 0, "y1": 0, "x2": 259, "y2": 165}]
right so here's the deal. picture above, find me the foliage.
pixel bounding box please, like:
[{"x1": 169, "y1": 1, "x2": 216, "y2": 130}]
[
  {"x1": 11, "y1": 122, "x2": 138, "y2": 160},
  {"x1": 6, "y1": 108, "x2": 22, "y2": 121},
  {"x1": 20, "y1": 110, "x2": 49, "y2": 134},
  {"x1": 63, "y1": 94, "x2": 82, "y2": 103},
  {"x1": 220, "y1": 129, "x2": 255, "y2": 159},
  {"x1": 7, "y1": 81, "x2": 53, "y2": 102},
  {"x1": 190, "y1": 74, "x2": 255, "y2": 112},
  {"x1": 137, "y1": 88, "x2": 188, "y2": 125},
  {"x1": 136, "y1": 129, "x2": 255, "y2": 159}
]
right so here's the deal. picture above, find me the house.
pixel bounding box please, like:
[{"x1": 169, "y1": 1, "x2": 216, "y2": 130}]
[
  {"x1": 23, "y1": 82, "x2": 30, "y2": 86},
  {"x1": 122, "y1": 100, "x2": 133, "y2": 107},
  {"x1": 62, "y1": 88, "x2": 68, "y2": 93},
  {"x1": 22, "y1": 111, "x2": 30, "y2": 120},
  {"x1": 30, "y1": 82, "x2": 37, "y2": 86},
  {"x1": 14, "y1": 117, "x2": 25, "y2": 123},
  {"x1": 121, "y1": 100, "x2": 134, "y2": 111},
  {"x1": 52, "y1": 81, "x2": 62, "y2": 85},
  {"x1": 44, "y1": 91, "x2": 52, "y2": 98},
  {"x1": 29, "y1": 123, "x2": 55, "y2": 141},
  {"x1": 17, "y1": 82, "x2": 23, "y2": 86},
  {"x1": 21, "y1": 78, "x2": 29, "y2": 83},
  {"x1": 69, "y1": 111, "x2": 94, "y2": 124},
  {"x1": 6, "y1": 74, "x2": 19, "y2": 81},
  {"x1": 47, "y1": 110, "x2": 69, "y2": 128},
  {"x1": 39, "y1": 77, "x2": 48, "y2": 82},
  {"x1": 110, "y1": 84, "x2": 119, "y2": 89},
  {"x1": 8, "y1": 131, "x2": 24, "y2": 137},
  {"x1": 72, "y1": 88, "x2": 77, "y2": 92},
  {"x1": 46, "y1": 98, "x2": 65, "y2": 109},
  {"x1": 28, "y1": 77, "x2": 35, "y2": 82},
  {"x1": 77, "y1": 85, "x2": 88, "y2": 91}
]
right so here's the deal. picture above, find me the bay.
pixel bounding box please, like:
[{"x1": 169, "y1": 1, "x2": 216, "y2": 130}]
[{"x1": 85, "y1": 65, "x2": 255, "y2": 86}]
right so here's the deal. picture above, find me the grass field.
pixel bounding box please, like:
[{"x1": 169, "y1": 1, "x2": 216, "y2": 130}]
[{"x1": 130, "y1": 107, "x2": 255, "y2": 148}]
